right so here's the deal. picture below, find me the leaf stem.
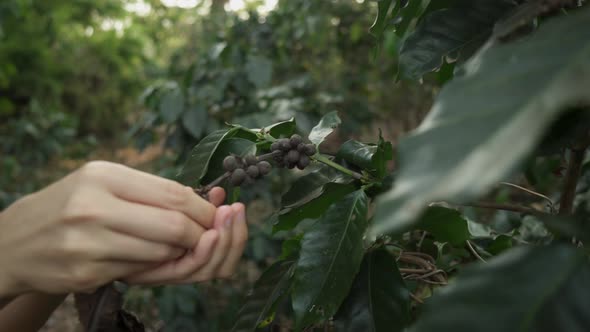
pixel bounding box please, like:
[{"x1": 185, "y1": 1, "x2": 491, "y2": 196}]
[
  {"x1": 458, "y1": 201, "x2": 547, "y2": 215},
  {"x1": 311, "y1": 154, "x2": 365, "y2": 181},
  {"x1": 559, "y1": 145, "x2": 588, "y2": 215}
]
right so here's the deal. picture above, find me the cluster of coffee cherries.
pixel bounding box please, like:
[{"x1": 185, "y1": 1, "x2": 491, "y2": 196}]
[
  {"x1": 270, "y1": 134, "x2": 316, "y2": 169},
  {"x1": 223, "y1": 154, "x2": 272, "y2": 186}
]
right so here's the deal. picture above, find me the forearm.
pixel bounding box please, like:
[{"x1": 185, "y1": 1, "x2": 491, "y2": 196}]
[{"x1": 0, "y1": 292, "x2": 66, "y2": 332}]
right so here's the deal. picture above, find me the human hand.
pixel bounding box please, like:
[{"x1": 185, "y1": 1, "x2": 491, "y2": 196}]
[
  {"x1": 0, "y1": 161, "x2": 218, "y2": 296},
  {"x1": 124, "y1": 202, "x2": 248, "y2": 285}
]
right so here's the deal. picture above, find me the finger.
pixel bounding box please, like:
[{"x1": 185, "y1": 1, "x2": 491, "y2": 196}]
[
  {"x1": 102, "y1": 198, "x2": 206, "y2": 249},
  {"x1": 93, "y1": 228, "x2": 185, "y2": 262},
  {"x1": 87, "y1": 162, "x2": 216, "y2": 228},
  {"x1": 217, "y1": 203, "x2": 248, "y2": 278},
  {"x1": 123, "y1": 229, "x2": 220, "y2": 285},
  {"x1": 123, "y1": 206, "x2": 233, "y2": 285},
  {"x1": 190, "y1": 208, "x2": 234, "y2": 282},
  {"x1": 208, "y1": 187, "x2": 226, "y2": 207}
]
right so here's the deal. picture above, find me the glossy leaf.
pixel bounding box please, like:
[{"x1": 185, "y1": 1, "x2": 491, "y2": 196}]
[
  {"x1": 398, "y1": 0, "x2": 516, "y2": 80},
  {"x1": 201, "y1": 138, "x2": 257, "y2": 184},
  {"x1": 394, "y1": 0, "x2": 431, "y2": 38},
  {"x1": 308, "y1": 111, "x2": 341, "y2": 146},
  {"x1": 281, "y1": 165, "x2": 354, "y2": 208},
  {"x1": 370, "y1": 8, "x2": 590, "y2": 238},
  {"x1": 274, "y1": 183, "x2": 357, "y2": 233},
  {"x1": 369, "y1": 0, "x2": 395, "y2": 41},
  {"x1": 292, "y1": 190, "x2": 369, "y2": 329},
  {"x1": 264, "y1": 118, "x2": 296, "y2": 138},
  {"x1": 337, "y1": 134, "x2": 393, "y2": 179},
  {"x1": 231, "y1": 260, "x2": 295, "y2": 332},
  {"x1": 334, "y1": 249, "x2": 410, "y2": 332},
  {"x1": 411, "y1": 245, "x2": 590, "y2": 332},
  {"x1": 181, "y1": 104, "x2": 207, "y2": 138}
]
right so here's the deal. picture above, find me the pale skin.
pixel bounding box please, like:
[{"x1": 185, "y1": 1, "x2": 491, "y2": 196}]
[{"x1": 0, "y1": 161, "x2": 248, "y2": 331}]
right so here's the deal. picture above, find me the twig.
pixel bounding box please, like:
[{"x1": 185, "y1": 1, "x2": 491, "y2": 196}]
[
  {"x1": 409, "y1": 292, "x2": 424, "y2": 304},
  {"x1": 499, "y1": 182, "x2": 554, "y2": 208},
  {"x1": 459, "y1": 201, "x2": 546, "y2": 215},
  {"x1": 312, "y1": 154, "x2": 365, "y2": 181},
  {"x1": 193, "y1": 172, "x2": 231, "y2": 195},
  {"x1": 257, "y1": 150, "x2": 283, "y2": 161},
  {"x1": 559, "y1": 146, "x2": 587, "y2": 215},
  {"x1": 466, "y1": 240, "x2": 487, "y2": 263}
]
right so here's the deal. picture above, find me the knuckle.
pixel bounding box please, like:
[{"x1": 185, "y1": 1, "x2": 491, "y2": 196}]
[
  {"x1": 61, "y1": 193, "x2": 102, "y2": 223},
  {"x1": 166, "y1": 212, "x2": 189, "y2": 243},
  {"x1": 78, "y1": 161, "x2": 113, "y2": 182}
]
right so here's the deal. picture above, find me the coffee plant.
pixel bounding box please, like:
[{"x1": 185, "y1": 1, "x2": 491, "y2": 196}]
[{"x1": 171, "y1": 2, "x2": 590, "y2": 331}]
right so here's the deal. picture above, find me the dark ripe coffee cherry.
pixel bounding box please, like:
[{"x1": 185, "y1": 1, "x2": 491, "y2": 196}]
[
  {"x1": 223, "y1": 155, "x2": 239, "y2": 172},
  {"x1": 297, "y1": 155, "x2": 310, "y2": 170},
  {"x1": 303, "y1": 144, "x2": 317, "y2": 156},
  {"x1": 243, "y1": 175, "x2": 255, "y2": 186},
  {"x1": 246, "y1": 165, "x2": 260, "y2": 178},
  {"x1": 257, "y1": 161, "x2": 272, "y2": 175},
  {"x1": 230, "y1": 168, "x2": 247, "y2": 186},
  {"x1": 273, "y1": 153, "x2": 284, "y2": 162},
  {"x1": 289, "y1": 134, "x2": 303, "y2": 148},
  {"x1": 287, "y1": 162, "x2": 296, "y2": 169},
  {"x1": 286, "y1": 150, "x2": 300, "y2": 164},
  {"x1": 270, "y1": 141, "x2": 280, "y2": 152},
  {"x1": 296, "y1": 142, "x2": 306, "y2": 153},
  {"x1": 245, "y1": 154, "x2": 258, "y2": 166},
  {"x1": 279, "y1": 139, "x2": 291, "y2": 152}
]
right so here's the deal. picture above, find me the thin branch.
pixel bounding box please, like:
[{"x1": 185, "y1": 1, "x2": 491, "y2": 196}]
[
  {"x1": 410, "y1": 292, "x2": 424, "y2": 304},
  {"x1": 312, "y1": 154, "x2": 365, "y2": 181},
  {"x1": 499, "y1": 181, "x2": 554, "y2": 208},
  {"x1": 459, "y1": 201, "x2": 547, "y2": 215},
  {"x1": 193, "y1": 172, "x2": 231, "y2": 196},
  {"x1": 466, "y1": 240, "x2": 487, "y2": 263},
  {"x1": 559, "y1": 146, "x2": 588, "y2": 215},
  {"x1": 257, "y1": 150, "x2": 283, "y2": 161}
]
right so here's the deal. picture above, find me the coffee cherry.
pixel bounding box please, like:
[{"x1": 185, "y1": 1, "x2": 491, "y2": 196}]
[
  {"x1": 273, "y1": 153, "x2": 284, "y2": 162},
  {"x1": 287, "y1": 162, "x2": 296, "y2": 169},
  {"x1": 245, "y1": 154, "x2": 258, "y2": 166},
  {"x1": 258, "y1": 161, "x2": 272, "y2": 175},
  {"x1": 279, "y1": 138, "x2": 291, "y2": 152},
  {"x1": 246, "y1": 165, "x2": 260, "y2": 178},
  {"x1": 290, "y1": 134, "x2": 303, "y2": 148},
  {"x1": 296, "y1": 142, "x2": 306, "y2": 153},
  {"x1": 270, "y1": 141, "x2": 280, "y2": 152},
  {"x1": 223, "y1": 156, "x2": 239, "y2": 172},
  {"x1": 230, "y1": 168, "x2": 247, "y2": 186},
  {"x1": 297, "y1": 155, "x2": 310, "y2": 170},
  {"x1": 243, "y1": 175, "x2": 255, "y2": 186},
  {"x1": 286, "y1": 150, "x2": 300, "y2": 164},
  {"x1": 303, "y1": 144, "x2": 317, "y2": 156}
]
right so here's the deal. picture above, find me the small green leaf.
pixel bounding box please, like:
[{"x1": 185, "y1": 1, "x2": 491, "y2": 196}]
[
  {"x1": 370, "y1": 8, "x2": 590, "y2": 238},
  {"x1": 370, "y1": 0, "x2": 395, "y2": 41},
  {"x1": 334, "y1": 249, "x2": 410, "y2": 332},
  {"x1": 265, "y1": 118, "x2": 296, "y2": 138},
  {"x1": 398, "y1": 0, "x2": 516, "y2": 80},
  {"x1": 337, "y1": 134, "x2": 393, "y2": 179},
  {"x1": 417, "y1": 206, "x2": 471, "y2": 246},
  {"x1": 181, "y1": 104, "x2": 208, "y2": 138},
  {"x1": 292, "y1": 190, "x2": 369, "y2": 329},
  {"x1": 232, "y1": 260, "x2": 295, "y2": 332},
  {"x1": 160, "y1": 87, "x2": 185, "y2": 123},
  {"x1": 308, "y1": 111, "x2": 341, "y2": 146},
  {"x1": 281, "y1": 165, "x2": 354, "y2": 208},
  {"x1": 411, "y1": 245, "x2": 590, "y2": 332}
]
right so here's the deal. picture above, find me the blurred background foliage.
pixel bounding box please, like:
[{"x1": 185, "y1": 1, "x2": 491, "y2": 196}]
[{"x1": 1, "y1": 0, "x2": 439, "y2": 330}]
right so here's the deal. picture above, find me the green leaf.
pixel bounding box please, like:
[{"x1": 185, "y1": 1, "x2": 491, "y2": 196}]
[
  {"x1": 281, "y1": 165, "x2": 354, "y2": 208},
  {"x1": 245, "y1": 55, "x2": 273, "y2": 89},
  {"x1": 398, "y1": 0, "x2": 516, "y2": 80},
  {"x1": 417, "y1": 206, "x2": 471, "y2": 246},
  {"x1": 394, "y1": 0, "x2": 432, "y2": 38},
  {"x1": 274, "y1": 183, "x2": 357, "y2": 233},
  {"x1": 411, "y1": 245, "x2": 590, "y2": 332},
  {"x1": 337, "y1": 134, "x2": 393, "y2": 179},
  {"x1": 370, "y1": 0, "x2": 395, "y2": 41},
  {"x1": 308, "y1": 111, "x2": 341, "y2": 146},
  {"x1": 201, "y1": 138, "x2": 257, "y2": 184},
  {"x1": 181, "y1": 104, "x2": 208, "y2": 138},
  {"x1": 264, "y1": 118, "x2": 296, "y2": 138},
  {"x1": 160, "y1": 87, "x2": 185, "y2": 123},
  {"x1": 231, "y1": 260, "x2": 295, "y2": 332},
  {"x1": 370, "y1": 8, "x2": 590, "y2": 239},
  {"x1": 292, "y1": 190, "x2": 369, "y2": 329},
  {"x1": 334, "y1": 249, "x2": 410, "y2": 332}
]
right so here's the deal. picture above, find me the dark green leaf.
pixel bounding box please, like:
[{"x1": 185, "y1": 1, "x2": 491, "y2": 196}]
[
  {"x1": 160, "y1": 87, "x2": 185, "y2": 123},
  {"x1": 370, "y1": 8, "x2": 590, "y2": 238},
  {"x1": 308, "y1": 111, "x2": 341, "y2": 146},
  {"x1": 411, "y1": 245, "x2": 590, "y2": 332},
  {"x1": 292, "y1": 190, "x2": 369, "y2": 329},
  {"x1": 334, "y1": 249, "x2": 410, "y2": 332},
  {"x1": 394, "y1": 0, "x2": 432, "y2": 38},
  {"x1": 181, "y1": 104, "x2": 208, "y2": 138},
  {"x1": 398, "y1": 0, "x2": 516, "y2": 80},
  {"x1": 280, "y1": 235, "x2": 303, "y2": 260},
  {"x1": 274, "y1": 183, "x2": 357, "y2": 233},
  {"x1": 201, "y1": 138, "x2": 257, "y2": 184},
  {"x1": 281, "y1": 165, "x2": 354, "y2": 208},
  {"x1": 232, "y1": 260, "x2": 295, "y2": 332},
  {"x1": 337, "y1": 134, "x2": 393, "y2": 179},
  {"x1": 178, "y1": 130, "x2": 231, "y2": 187},
  {"x1": 370, "y1": 0, "x2": 395, "y2": 41},
  {"x1": 417, "y1": 206, "x2": 471, "y2": 246},
  {"x1": 265, "y1": 118, "x2": 296, "y2": 138}
]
